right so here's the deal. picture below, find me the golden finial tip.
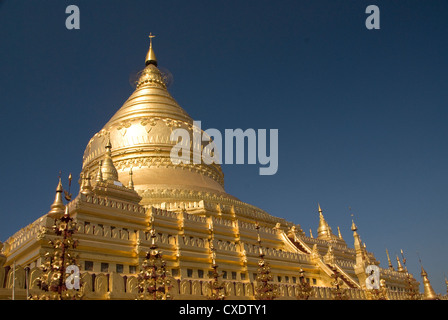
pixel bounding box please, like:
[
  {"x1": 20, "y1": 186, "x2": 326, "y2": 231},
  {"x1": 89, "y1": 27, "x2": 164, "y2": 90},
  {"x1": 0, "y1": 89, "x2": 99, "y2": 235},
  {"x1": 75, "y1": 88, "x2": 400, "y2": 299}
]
[
  {"x1": 56, "y1": 176, "x2": 63, "y2": 192},
  {"x1": 145, "y1": 33, "x2": 158, "y2": 67},
  {"x1": 105, "y1": 132, "x2": 112, "y2": 149},
  {"x1": 351, "y1": 219, "x2": 357, "y2": 231},
  {"x1": 149, "y1": 32, "x2": 156, "y2": 42}
]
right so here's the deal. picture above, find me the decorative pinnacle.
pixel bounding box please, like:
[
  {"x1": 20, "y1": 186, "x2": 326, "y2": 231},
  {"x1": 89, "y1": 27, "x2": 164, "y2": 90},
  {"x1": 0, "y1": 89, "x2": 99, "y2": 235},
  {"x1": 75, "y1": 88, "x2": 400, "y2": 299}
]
[
  {"x1": 48, "y1": 176, "x2": 66, "y2": 217},
  {"x1": 106, "y1": 136, "x2": 112, "y2": 150},
  {"x1": 351, "y1": 219, "x2": 357, "y2": 232},
  {"x1": 145, "y1": 33, "x2": 158, "y2": 67},
  {"x1": 396, "y1": 255, "x2": 404, "y2": 272},
  {"x1": 337, "y1": 226, "x2": 343, "y2": 239},
  {"x1": 149, "y1": 32, "x2": 155, "y2": 46},
  {"x1": 63, "y1": 205, "x2": 69, "y2": 218},
  {"x1": 128, "y1": 167, "x2": 134, "y2": 190},
  {"x1": 386, "y1": 248, "x2": 394, "y2": 270},
  {"x1": 56, "y1": 176, "x2": 63, "y2": 192},
  {"x1": 101, "y1": 135, "x2": 119, "y2": 182},
  {"x1": 96, "y1": 160, "x2": 103, "y2": 182},
  {"x1": 400, "y1": 249, "x2": 407, "y2": 265}
]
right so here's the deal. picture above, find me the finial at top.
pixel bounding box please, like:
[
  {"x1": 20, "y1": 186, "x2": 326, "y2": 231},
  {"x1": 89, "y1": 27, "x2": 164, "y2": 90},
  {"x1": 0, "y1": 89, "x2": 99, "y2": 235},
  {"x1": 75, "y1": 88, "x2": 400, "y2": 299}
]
[
  {"x1": 96, "y1": 160, "x2": 103, "y2": 182},
  {"x1": 386, "y1": 248, "x2": 394, "y2": 270},
  {"x1": 56, "y1": 176, "x2": 63, "y2": 192},
  {"x1": 128, "y1": 167, "x2": 134, "y2": 190},
  {"x1": 351, "y1": 219, "x2": 357, "y2": 232},
  {"x1": 63, "y1": 205, "x2": 70, "y2": 218},
  {"x1": 396, "y1": 255, "x2": 404, "y2": 272},
  {"x1": 400, "y1": 249, "x2": 407, "y2": 265},
  {"x1": 337, "y1": 226, "x2": 343, "y2": 239},
  {"x1": 149, "y1": 32, "x2": 155, "y2": 46},
  {"x1": 145, "y1": 33, "x2": 158, "y2": 67},
  {"x1": 105, "y1": 132, "x2": 112, "y2": 150},
  {"x1": 48, "y1": 175, "x2": 66, "y2": 218}
]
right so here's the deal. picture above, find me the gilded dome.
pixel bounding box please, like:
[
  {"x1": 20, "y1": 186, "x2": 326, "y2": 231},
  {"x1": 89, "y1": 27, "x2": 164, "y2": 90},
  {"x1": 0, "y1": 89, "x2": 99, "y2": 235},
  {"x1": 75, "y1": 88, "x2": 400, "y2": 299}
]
[{"x1": 82, "y1": 46, "x2": 228, "y2": 202}]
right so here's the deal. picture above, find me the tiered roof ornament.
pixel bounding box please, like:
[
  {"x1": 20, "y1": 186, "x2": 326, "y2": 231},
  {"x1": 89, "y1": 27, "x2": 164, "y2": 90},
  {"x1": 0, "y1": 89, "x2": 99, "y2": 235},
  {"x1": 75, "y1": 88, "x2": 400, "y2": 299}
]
[
  {"x1": 316, "y1": 204, "x2": 345, "y2": 245},
  {"x1": 317, "y1": 203, "x2": 334, "y2": 239},
  {"x1": 101, "y1": 136, "x2": 119, "y2": 183},
  {"x1": 145, "y1": 33, "x2": 157, "y2": 67},
  {"x1": 386, "y1": 248, "x2": 394, "y2": 270},
  {"x1": 48, "y1": 177, "x2": 65, "y2": 218}
]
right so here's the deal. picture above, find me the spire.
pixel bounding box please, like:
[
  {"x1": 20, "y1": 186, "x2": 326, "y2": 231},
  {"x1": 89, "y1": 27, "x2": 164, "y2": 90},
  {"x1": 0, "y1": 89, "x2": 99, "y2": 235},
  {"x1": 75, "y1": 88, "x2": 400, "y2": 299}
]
[
  {"x1": 101, "y1": 135, "x2": 119, "y2": 182},
  {"x1": 145, "y1": 33, "x2": 158, "y2": 67},
  {"x1": 317, "y1": 203, "x2": 333, "y2": 239},
  {"x1": 351, "y1": 217, "x2": 371, "y2": 266},
  {"x1": 81, "y1": 172, "x2": 93, "y2": 195},
  {"x1": 396, "y1": 255, "x2": 404, "y2": 272},
  {"x1": 337, "y1": 226, "x2": 343, "y2": 239},
  {"x1": 400, "y1": 249, "x2": 408, "y2": 272},
  {"x1": 106, "y1": 136, "x2": 112, "y2": 149},
  {"x1": 63, "y1": 205, "x2": 70, "y2": 218},
  {"x1": 351, "y1": 219, "x2": 357, "y2": 232},
  {"x1": 352, "y1": 221, "x2": 361, "y2": 248},
  {"x1": 420, "y1": 266, "x2": 438, "y2": 300},
  {"x1": 309, "y1": 228, "x2": 313, "y2": 238},
  {"x1": 96, "y1": 160, "x2": 103, "y2": 182},
  {"x1": 48, "y1": 177, "x2": 66, "y2": 218},
  {"x1": 386, "y1": 248, "x2": 394, "y2": 270},
  {"x1": 128, "y1": 167, "x2": 134, "y2": 190}
]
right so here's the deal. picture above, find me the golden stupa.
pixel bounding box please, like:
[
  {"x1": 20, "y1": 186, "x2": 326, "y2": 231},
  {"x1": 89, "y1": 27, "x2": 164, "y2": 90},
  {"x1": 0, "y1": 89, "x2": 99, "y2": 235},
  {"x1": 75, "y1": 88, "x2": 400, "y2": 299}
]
[{"x1": 0, "y1": 36, "x2": 437, "y2": 300}]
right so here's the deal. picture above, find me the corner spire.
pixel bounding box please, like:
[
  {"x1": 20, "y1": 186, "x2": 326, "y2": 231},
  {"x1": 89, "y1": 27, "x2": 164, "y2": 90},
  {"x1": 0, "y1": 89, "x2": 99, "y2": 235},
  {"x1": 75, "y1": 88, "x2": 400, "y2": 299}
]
[
  {"x1": 80, "y1": 172, "x2": 93, "y2": 195},
  {"x1": 396, "y1": 255, "x2": 404, "y2": 272},
  {"x1": 337, "y1": 226, "x2": 344, "y2": 240},
  {"x1": 101, "y1": 135, "x2": 119, "y2": 182},
  {"x1": 386, "y1": 248, "x2": 394, "y2": 270},
  {"x1": 351, "y1": 219, "x2": 357, "y2": 232},
  {"x1": 420, "y1": 265, "x2": 438, "y2": 300},
  {"x1": 48, "y1": 177, "x2": 66, "y2": 218},
  {"x1": 128, "y1": 167, "x2": 134, "y2": 190},
  {"x1": 317, "y1": 203, "x2": 333, "y2": 239},
  {"x1": 145, "y1": 33, "x2": 158, "y2": 67},
  {"x1": 96, "y1": 160, "x2": 103, "y2": 182}
]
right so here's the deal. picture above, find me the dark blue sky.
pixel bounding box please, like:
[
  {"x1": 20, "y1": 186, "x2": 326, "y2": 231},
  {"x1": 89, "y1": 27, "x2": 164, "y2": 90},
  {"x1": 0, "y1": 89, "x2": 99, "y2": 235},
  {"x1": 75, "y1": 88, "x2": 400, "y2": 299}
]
[{"x1": 1, "y1": 0, "x2": 447, "y2": 294}]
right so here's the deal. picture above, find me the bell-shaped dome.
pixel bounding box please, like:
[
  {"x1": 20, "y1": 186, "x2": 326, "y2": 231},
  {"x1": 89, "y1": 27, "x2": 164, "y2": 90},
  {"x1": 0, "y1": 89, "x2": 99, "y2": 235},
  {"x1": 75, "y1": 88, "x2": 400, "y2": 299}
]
[{"x1": 82, "y1": 41, "x2": 228, "y2": 203}]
